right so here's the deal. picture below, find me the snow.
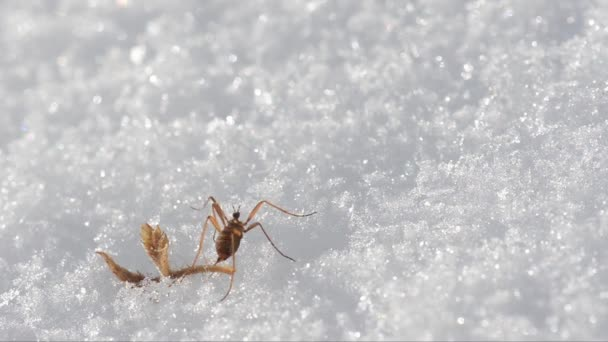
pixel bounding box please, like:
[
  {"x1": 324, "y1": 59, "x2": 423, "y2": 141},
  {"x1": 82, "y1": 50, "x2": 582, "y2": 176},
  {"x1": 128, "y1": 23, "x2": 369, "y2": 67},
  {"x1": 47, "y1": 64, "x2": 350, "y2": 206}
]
[{"x1": 1, "y1": 0, "x2": 608, "y2": 340}]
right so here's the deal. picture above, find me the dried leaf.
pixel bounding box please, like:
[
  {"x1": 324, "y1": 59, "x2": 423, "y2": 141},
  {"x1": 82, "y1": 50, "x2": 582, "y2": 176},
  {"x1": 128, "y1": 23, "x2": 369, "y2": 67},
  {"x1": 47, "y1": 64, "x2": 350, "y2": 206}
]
[
  {"x1": 98, "y1": 223, "x2": 232, "y2": 287},
  {"x1": 96, "y1": 251, "x2": 145, "y2": 283},
  {"x1": 140, "y1": 223, "x2": 171, "y2": 277}
]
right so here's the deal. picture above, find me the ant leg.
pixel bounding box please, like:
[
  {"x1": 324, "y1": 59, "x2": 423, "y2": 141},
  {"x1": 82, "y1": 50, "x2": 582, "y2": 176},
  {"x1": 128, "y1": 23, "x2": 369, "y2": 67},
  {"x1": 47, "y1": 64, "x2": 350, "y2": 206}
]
[
  {"x1": 191, "y1": 215, "x2": 222, "y2": 267},
  {"x1": 190, "y1": 196, "x2": 215, "y2": 211},
  {"x1": 191, "y1": 196, "x2": 229, "y2": 225},
  {"x1": 245, "y1": 222, "x2": 295, "y2": 262},
  {"x1": 219, "y1": 234, "x2": 237, "y2": 301},
  {"x1": 244, "y1": 200, "x2": 317, "y2": 224},
  {"x1": 208, "y1": 196, "x2": 230, "y2": 224},
  {"x1": 211, "y1": 202, "x2": 229, "y2": 227},
  {"x1": 193, "y1": 197, "x2": 227, "y2": 242},
  {"x1": 209, "y1": 203, "x2": 226, "y2": 242}
]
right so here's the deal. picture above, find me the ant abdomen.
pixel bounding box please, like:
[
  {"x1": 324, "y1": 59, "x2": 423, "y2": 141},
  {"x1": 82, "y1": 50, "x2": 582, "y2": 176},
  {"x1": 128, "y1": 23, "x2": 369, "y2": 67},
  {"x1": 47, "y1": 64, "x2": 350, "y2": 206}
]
[{"x1": 215, "y1": 228, "x2": 242, "y2": 262}]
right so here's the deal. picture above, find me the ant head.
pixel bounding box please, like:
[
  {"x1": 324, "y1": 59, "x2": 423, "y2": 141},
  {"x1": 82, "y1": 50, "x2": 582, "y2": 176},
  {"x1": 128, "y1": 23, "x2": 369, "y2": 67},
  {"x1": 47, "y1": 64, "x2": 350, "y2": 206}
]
[{"x1": 231, "y1": 204, "x2": 241, "y2": 220}]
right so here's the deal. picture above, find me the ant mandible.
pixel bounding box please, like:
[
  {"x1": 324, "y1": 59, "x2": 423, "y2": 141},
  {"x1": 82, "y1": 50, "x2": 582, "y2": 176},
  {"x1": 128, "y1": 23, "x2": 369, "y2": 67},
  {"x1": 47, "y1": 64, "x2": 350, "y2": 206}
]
[{"x1": 190, "y1": 196, "x2": 316, "y2": 301}]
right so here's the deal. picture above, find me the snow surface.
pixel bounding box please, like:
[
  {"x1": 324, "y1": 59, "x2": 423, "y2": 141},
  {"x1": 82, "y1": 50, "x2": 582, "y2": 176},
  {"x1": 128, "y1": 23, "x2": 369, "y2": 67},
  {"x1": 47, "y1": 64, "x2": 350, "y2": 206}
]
[{"x1": 1, "y1": 0, "x2": 608, "y2": 340}]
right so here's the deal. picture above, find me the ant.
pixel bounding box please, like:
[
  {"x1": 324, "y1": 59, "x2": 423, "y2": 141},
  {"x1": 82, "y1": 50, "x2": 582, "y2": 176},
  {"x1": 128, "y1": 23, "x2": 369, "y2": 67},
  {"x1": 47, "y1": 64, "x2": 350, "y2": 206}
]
[{"x1": 191, "y1": 196, "x2": 316, "y2": 301}]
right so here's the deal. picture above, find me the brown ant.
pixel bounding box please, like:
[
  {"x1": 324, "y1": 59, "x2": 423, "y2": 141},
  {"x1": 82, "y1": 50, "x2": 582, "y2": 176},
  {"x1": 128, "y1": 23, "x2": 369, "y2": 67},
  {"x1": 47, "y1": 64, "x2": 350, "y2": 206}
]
[{"x1": 191, "y1": 196, "x2": 316, "y2": 301}]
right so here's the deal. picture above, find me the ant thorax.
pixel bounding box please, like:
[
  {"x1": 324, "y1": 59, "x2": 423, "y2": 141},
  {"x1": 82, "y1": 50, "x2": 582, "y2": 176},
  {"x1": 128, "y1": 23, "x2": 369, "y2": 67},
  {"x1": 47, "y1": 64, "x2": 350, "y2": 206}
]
[{"x1": 226, "y1": 220, "x2": 245, "y2": 231}]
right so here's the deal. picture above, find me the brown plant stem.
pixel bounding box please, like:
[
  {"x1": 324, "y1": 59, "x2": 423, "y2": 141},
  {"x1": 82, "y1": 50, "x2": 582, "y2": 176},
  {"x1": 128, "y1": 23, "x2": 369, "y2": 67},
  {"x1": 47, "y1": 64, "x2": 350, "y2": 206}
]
[{"x1": 96, "y1": 251, "x2": 233, "y2": 285}]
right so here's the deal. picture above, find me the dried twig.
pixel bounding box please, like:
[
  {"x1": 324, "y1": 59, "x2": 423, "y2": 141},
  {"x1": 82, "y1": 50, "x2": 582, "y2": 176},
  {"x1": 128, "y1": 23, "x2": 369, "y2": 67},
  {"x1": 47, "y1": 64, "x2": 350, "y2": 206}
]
[
  {"x1": 97, "y1": 224, "x2": 233, "y2": 285},
  {"x1": 96, "y1": 251, "x2": 146, "y2": 283}
]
